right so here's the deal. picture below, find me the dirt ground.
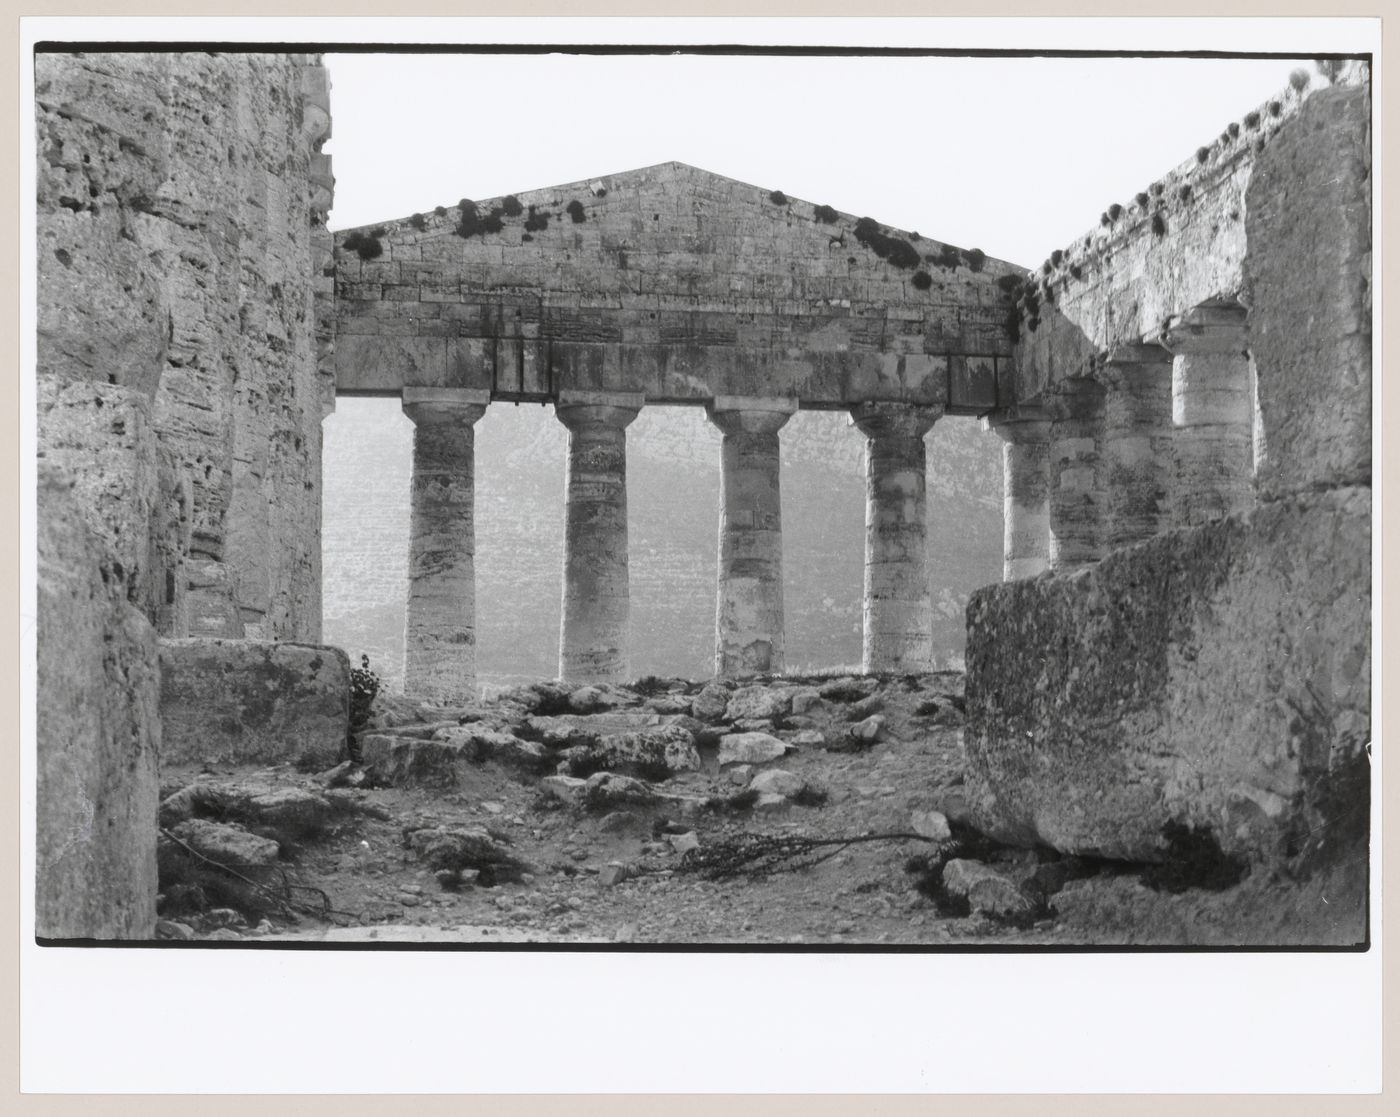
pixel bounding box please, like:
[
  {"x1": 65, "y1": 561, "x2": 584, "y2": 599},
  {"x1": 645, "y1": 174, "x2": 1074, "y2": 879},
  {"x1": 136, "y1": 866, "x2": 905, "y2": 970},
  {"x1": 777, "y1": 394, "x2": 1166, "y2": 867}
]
[{"x1": 154, "y1": 673, "x2": 1370, "y2": 949}]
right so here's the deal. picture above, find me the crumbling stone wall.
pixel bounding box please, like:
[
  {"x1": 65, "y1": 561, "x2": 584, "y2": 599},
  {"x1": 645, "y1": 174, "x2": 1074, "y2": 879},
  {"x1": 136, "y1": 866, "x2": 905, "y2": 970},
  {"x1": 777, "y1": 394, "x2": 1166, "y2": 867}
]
[
  {"x1": 964, "y1": 77, "x2": 1372, "y2": 866},
  {"x1": 34, "y1": 51, "x2": 331, "y2": 937},
  {"x1": 37, "y1": 50, "x2": 330, "y2": 643}
]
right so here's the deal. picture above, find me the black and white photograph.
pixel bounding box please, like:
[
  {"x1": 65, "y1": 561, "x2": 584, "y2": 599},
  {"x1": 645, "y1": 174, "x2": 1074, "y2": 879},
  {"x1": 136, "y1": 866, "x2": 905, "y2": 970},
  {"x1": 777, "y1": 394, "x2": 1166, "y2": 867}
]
[{"x1": 19, "y1": 13, "x2": 1381, "y2": 1095}]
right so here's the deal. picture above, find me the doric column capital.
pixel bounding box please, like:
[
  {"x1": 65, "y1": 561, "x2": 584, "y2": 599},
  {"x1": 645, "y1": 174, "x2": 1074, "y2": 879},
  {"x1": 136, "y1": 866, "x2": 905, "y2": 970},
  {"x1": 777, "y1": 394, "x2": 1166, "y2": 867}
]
[
  {"x1": 849, "y1": 400, "x2": 943, "y2": 440},
  {"x1": 1154, "y1": 304, "x2": 1250, "y2": 355},
  {"x1": 707, "y1": 396, "x2": 798, "y2": 437},
  {"x1": 401, "y1": 387, "x2": 490, "y2": 427},
  {"x1": 986, "y1": 407, "x2": 1052, "y2": 444},
  {"x1": 554, "y1": 389, "x2": 644, "y2": 433}
]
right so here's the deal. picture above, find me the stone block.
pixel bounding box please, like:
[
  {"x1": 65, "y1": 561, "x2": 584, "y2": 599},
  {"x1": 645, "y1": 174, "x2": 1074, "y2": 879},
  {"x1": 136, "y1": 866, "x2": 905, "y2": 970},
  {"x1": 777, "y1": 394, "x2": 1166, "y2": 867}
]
[
  {"x1": 159, "y1": 639, "x2": 351, "y2": 766},
  {"x1": 1245, "y1": 85, "x2": 1371, "y2": 497},
  {"x1": 964, "y1": 486, "x2": 1370, "y2": 863},
  {"x1": 36, "y1": 467, "x2": 160, "y2": 940}
]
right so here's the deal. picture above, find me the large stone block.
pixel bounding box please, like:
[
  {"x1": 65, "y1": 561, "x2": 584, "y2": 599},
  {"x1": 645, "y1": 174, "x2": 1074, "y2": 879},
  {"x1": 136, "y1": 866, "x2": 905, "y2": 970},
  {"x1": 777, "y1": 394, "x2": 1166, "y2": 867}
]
[
  {"x1": 159, "y1": 639, "x2": 351, "y2": 766},
  {"x1": 964, "y1": 486, "x2": 1369, "y2": 863},
  {"x1": 1245, "y1": 84, "x2": 1371, "y2": 497},
  {"x1": 36, "y1": 467, "x2": 160, "y2": 940}
]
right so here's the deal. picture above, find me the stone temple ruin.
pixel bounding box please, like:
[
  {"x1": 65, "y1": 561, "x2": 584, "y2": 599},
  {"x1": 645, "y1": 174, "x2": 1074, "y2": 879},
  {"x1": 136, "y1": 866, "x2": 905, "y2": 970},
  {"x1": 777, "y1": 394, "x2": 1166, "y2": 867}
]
[{"x1": 34, "y1": 52, "x2": 1371, "y2": 942}]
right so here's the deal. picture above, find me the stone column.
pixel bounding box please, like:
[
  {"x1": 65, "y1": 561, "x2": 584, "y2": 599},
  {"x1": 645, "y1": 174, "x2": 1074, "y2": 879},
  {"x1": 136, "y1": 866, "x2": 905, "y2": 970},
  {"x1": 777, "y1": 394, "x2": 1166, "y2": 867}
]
[
  {"x1": 1160, "y1": 304, "x2": 1254, "y2": 527},
  {"x1": 555, "y1": 390, "x2": 643, "y2": 683},
  {"x1": 850, "y1": 401, "x2": 943, "y2": 674},
  {"x1": 401, "y1": 387, "x2": 489, "y2": 702},
  {"x1": 1100, "y1": 344, "x2": 1175, "y2": 550},
  {"x1": 987, "y1": 411, "x2": 1052, "y2": 580},
  {"x1": 706, "y1": 396, "x2": 798, "y2": 677},
  {"x1": 1046, "y1": 376, "x2": 1107, "y2": 572}
]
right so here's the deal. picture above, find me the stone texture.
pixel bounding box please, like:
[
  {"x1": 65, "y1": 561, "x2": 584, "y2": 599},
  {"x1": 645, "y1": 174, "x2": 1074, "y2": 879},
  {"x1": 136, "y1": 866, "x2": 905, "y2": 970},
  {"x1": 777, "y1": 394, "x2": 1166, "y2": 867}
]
[
  {"x1": 707, "y1": 398, "x2": 796, "y2": 676},
  {"x1": 716, "y1": 732, "x2": 788, "y2": 767},
  {"x1": 1009, "y1": 77, "x2": 1328, "y2": 405},
  {"x1": 1045, "y1": 377, "x2": 1106, "y2": 572},
  {"x1": 1162, "y1": 307, "x2": 1254, "y2": 528},
  {"x1": 35, "y1": 469, "x2": 160, "y2": 940},
  {"x1": 964, "y1": 487, "x2": 1369, "y2": 863},
  {"x1": 332, "y1": 162, "x2": 1022, "y2": 413},
  {"x1": 1244, "y1": 84, "x2": 1372, "y2": 498},
  {"x1": 166, "y1": 819, "x2": 281, "y2": 869},
  {"x1": 1099, "y1": 347, "x2": 1174, "y2": 548},
  {"x1": 723, "y1": 685, "x2": 794, "y2": 722},
  {"x1": 401, "y1": 389, "x2": 489, "y2": 700},
  {"x1": 556, "y1": 392, "x2": 642, "y2": 683},
  {"x1": 850, "y1": 402, "x2": 943, "y2": 672},
  {"x1": 159, "y1": 639, "x2": 351, "y2": 766},
  {"x1": 989, "y1": 414, "x2": 1052, "y2": 580}
]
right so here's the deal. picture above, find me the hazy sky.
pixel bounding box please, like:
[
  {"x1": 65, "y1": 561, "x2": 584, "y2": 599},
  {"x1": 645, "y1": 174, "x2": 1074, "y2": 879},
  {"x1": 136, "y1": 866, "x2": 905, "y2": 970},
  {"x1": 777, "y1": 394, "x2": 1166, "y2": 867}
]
[{"x1": 325, "y1": 50, "x2": 1314, "y2": 269}]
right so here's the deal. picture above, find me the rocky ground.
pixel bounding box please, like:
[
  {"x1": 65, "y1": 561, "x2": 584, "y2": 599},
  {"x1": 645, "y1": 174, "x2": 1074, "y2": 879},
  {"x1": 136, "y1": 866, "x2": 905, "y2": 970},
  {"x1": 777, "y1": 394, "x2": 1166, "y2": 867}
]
[{"x1": 153, "y1": 672, "x2": 1369, "y2": 948}]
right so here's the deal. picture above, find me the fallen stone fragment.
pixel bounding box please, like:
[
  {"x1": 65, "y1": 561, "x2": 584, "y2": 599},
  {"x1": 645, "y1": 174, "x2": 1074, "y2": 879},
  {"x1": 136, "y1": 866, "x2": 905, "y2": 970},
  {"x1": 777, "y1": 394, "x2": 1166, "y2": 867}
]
[
  {"x1": 579, "y1": 772, "x2": 661, "y2": 811},
  {"x1": 690, "y1": 681, "x2": 732, "y2": 722},
  {"x1": 521, "y1": 715, "x2": 599, "y2": 749},
  {"x1": 167, "y1": 819, "x2": 280, "y2": 868},
  {"x1": 599, "y1": 862, "x2": 637, "y2": 887},
  {"x1": 361, "y1": 735, "x2": 467, "y2": 788},
  {"x1": 717, "y1": 731, "x2": 788, "y2": 767},
  {"x1": 754, "y1": 792, "x2": 790, "y2": 813},
  {"x1": 942, "y1": 859, "x2": 1034, "y2": 921},
  {"x1": 539, "y1": 775, "x2": 588, "y2": 804},
  {"x1": 727, "y1": 764, "x2": 753, "y2": 787},
  {"x1": 206, "y1": 928, "x2": 243, "y2": 942},
  {"x1": 158, "y1": 783, "x2": 225, "y2": 829},
  {"x1": 313, "y1": 760, "x2": 366, "y2": 789},
  {"x1": 599, "y1": 810, "x2": 642, "y2": 833},
  {"x1": 789, "y1": 688, "x2": 824, "y2": 716},
  {"x1": 555, "y1": 725, "x2": 700, "y2": 780},
  {"x1": 850, "y1": 714, "x2": 886, "y2": 742},
  {"x1": 790, "y1": 730, "x2": 826, "y2": 748},
  {"x1": 749, "y1": 768, "x2": 806, "y2": 798},
  {"x1": 404, "y1": 825, "x2": 533, "y2": 884},
  {"x1": 434, "y1": 726, "x2": 552, "y2": 774},
  {"x1": 724, "y1": 686, "x2": 795, "y2": 722},
  {"x1": 668, "y1": 831, "x2": 701, "y2": 856},
  {"x1": 911, "y1": 809, "x2": 953, "y2": 842},
  {"x1": 568, "y1": 685, "x2": 606, "y2": 713},
  {"x1": 818, "y1": 676, "x2": 878, "y2": 702},
  {"x1": 847, "y1": 694, "x2": 885, "y2": 720},
  {"x1": 155, "y1": 919, "x2": 195, "y2": 941}
]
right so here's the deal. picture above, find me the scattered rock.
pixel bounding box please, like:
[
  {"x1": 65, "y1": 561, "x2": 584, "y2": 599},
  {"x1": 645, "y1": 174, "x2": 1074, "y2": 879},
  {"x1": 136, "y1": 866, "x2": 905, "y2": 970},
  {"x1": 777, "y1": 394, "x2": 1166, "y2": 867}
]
[
  {"x1": 942, "y1": 859, "x2": 1034, "y2": 921},
  {"x1": 847, "y1": 694, "x2": 885, "y2": 720},
  {"x1": 404, "y1": 825, "x2": 533, "y2": 884},
  {"x1": 790, "y1": 730, "x2": 826, "y2": 748},
  {"x1": 668, "y1": 831, "x2": 701, "y2": 855},
  {"x1": 155, "y1": 919, "x2": 195, "y2": 941},
  {"x1": 818, "y1": 676, "x2": 878, "y2": 702},
  {"x1": 205, "y1": 927, "x2": 243, "y2": 942},
  {"x1": 555, "y1": 725, "x2": 701, "y2": 780},
  {"x1": 599, "y1": 810, "x2": 642, "y2": 834},
  {"x1": 717, "y1": 732, "x2": 788, "y2": 767},
  {"x1": 724, "y1": 686, "x2": 794, "y2": 722},
  {"x1": 911, "y1": 809, "x2": 952, "y2": 842},
  {"x1": 754, "y1": 792, "x2": 790, "y2": 813},
  {"x1": 539, "y1": 775, "x2": 587, "y2": 804},
  {"x1": 567, "y1": 685, "x2": 606, "y2": 713},
  {"x1": 579, "y1": 772, "x2": 661, "y2": 811},
  {"x1": 599, "y1": 862, "x2": 637, "y2": 887},
  {"x1": 789, "y1": 688, "x2": 824, "y2": 716},
  {"x1": 749, "y1": 768, "x2": 806, "y2": 798},
  {"x1": 166, "y1": 819, "x2": 280, "y2": 868},
  {"x1": 727, "y1": 764, "x2": 754, "y2": 787},
  {"x1": 690, "y1": 681, "x2": 731, "y2": 722},
  {"x1": 850, "y1": 714, "x2": 886, "y2": 742}
]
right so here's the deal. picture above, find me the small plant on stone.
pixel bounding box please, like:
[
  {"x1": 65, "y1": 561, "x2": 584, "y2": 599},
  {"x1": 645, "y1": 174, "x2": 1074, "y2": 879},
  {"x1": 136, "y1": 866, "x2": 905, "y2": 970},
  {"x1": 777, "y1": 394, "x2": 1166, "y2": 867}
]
[{"x1": 347, "y1": 654, "x2": 380, "y2": 762}]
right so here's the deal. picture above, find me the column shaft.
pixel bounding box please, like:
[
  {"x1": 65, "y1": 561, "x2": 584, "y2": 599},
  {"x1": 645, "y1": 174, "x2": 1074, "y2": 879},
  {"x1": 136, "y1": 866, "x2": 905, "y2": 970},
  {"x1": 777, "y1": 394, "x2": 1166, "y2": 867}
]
[
  {"x1": 1047, "y1": 377, "x2": 1107, "y2": 572},
  {"x1": 1101, "y1": 345, "x2": 1175, "y2": 549},
  {"x1": 989, "y1": 414, "x2": 1052, "y2": 580},
  {"x1": 1163, "y1": 306, "x2": 1254, "y2": 527},
  {"x1": 851, "y1": 402, "x2": 942, "y2": 674},
  {"x1": 401, "y1": 388, "x2": 489, "y2": 702},
  {"x1": 556, "y1": 392, "x2": 642, "y2": 683},
  {"x1": 707, "y1": 397, "x2": 796, "y2": 677}
]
